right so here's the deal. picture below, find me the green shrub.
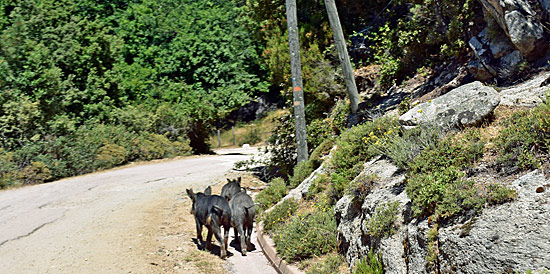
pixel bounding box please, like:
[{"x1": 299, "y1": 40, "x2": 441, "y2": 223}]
[
  {"x1": 486, "y1": 183, "x2": 517, "y2": 205},
  {"x1": 19, "y1": 161, "x2": 51, "y2": 185},
  {"x1": 307, "y1": 118, "x2": 333, "y2": 152},
  {"x1": 408, "y1": 133, "x2": 485, "y2": 176},
  {"x1": 96, "y1": 143, "x2": 128, "y2": 169},
  {"x1": 494, "y1": 100, "x2": 550, "y2": 171},
  {"x1": 273, "y1": 208, "x2": 337, "y2": 262},
  {"x1": 407, "y1": 166, "x2": 486, "y2": 219},
  {"x1": 405, "y1": 130, "x2": 517, "y2": 221},
  {"x1": 264, "y1": 112, "x2": 297, "y2": 179},
  {"x1": 355, "y1": 249, "x2": 384, "y2": 274},
  {"x1": 310, "y1": 137, "x2": 335, "y2": 167},
  {"x1": 374, "y1": 125, "x2": 441, "y2": 170},
  {"x1": 328, "y1": 100, "x2": 350, "y2": 135},
  {"x1": 332, "y1": 116, "x2": 399, "y2": 175},
  {"x1": 262, "y1": 198, "x2": 298, "y2": 232},
  {"x1": 328, "y1": 116, "x2": 400, "y2": 199},
  {"x1": 255, "y1": 177, "x2": 288, "y2": 211},
  {"x1": 307, "y1": 173, "x2": 329, "y2": 197},
  {"x1": 367, "y1": 201, "x2": 400, "y2": 238},
  {"x1": 345, "y1": 173, "x2": 378, "y2": 201},
  {"x1": 289, "y1": 160, "x2": 315, "y2": 189},
  {"x1": 0, "y1": 149, "x2": 19, "y2": 188}
]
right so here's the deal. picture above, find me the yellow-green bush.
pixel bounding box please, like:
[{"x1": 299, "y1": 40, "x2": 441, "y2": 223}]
[
  {"x1": 273, "y1": 208, "x2": 337, "y2": 263},
  {"x1": 19, "y1": 161, "x2": 51, "y2": 185},
  {"x1": 262, "y1": 198, "x2": 298, "y2": 232},
  {"x1": 255, "y1": 177, "x2": 288, "y2": 211}
]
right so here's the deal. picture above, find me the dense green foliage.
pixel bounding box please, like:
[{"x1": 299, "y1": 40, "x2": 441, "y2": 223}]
[
  {"x1": 354, "y1": 249, "x2": 384, "y2": 274},
  {"x1": 329, "y1": 116, "x2": 400, "y2": 198},
  {"x1": 273, "y1": 208, "x2": 337, "y2": 262},
  {"x1": 261, "y1": 197, "x2": 298, "y2": 232},
  {"x1": 255, "y1": 177, "x2": 289, "y2": 212},
  {"x1": 366, "y1": 201, "x2": 400, "y2": 238},
  {"x1": 494, "y1": 100, "x2": 550, "y2": 171},
  {"x1": 406, "y1": 130, "x2": 516, "y2": 220},
  {"x1": 0, "y1": 0, "x2": 268, "y2": 187}
]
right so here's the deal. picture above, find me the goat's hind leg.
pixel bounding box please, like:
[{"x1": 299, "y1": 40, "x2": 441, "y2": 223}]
[
  {"x1": 195, "y1": 218, "x2": 204, "y2": 249},
  {"x1": 213, "y1": 226, "x2": 227, "y2": 259}
]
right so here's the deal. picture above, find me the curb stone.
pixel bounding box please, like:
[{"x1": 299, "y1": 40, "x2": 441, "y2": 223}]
[{"x1": 256, "y1": 222, "x2": 304, "y2": 274}]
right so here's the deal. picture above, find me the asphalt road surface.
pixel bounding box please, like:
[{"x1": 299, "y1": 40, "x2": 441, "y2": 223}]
[{"x1": 0, "y1": 147, "x2": 277, "y2": 274}]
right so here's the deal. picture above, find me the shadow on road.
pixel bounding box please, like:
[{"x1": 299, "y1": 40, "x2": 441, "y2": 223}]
[{"x1": 192, "y1": 238, "x2": 235, "y2": 258}]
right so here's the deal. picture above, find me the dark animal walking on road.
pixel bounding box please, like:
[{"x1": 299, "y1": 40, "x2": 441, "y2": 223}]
[
  {"x1": 229, "y1": 191, "x2": 256, "y2": 256},
  {"x1": 221, "y1": 177, "x2": 242, "y2": 202},
  {"x1": 186, "y1": 186, "x2": 232, "y2": 258}
]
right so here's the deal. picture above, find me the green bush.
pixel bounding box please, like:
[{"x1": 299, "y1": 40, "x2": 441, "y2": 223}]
[
  {"x1": 354, "y1": 249, "x2": 384, "y2": 274},
  {"x1": 273, "y1": 208, "x2": 337, "y2": 262},
  {"x1": 373, "y1": 125, "x2": 441, "y2": 170},
  {"x1": 2, "y1": 120, "x2": 192, "y2": 189},
  {"x1": 408, "y1": 132, "x2": 485, "y2": 176},
  {"x1": 494, "y1": 100, "x2": 550, "y2": 171},
  {"x1": 367, "y1": 201, "x2": 400, "y2": 238},
  {"x1": 19, "y1": 161, "x2": 52, "y2": 185},
  {"x1": 486, "y1": 183, "x2": 517, "y2": 205},
  {"x1": 345, "y1": 173, "x2": 378, "y2": 202},
  {"x1": 255, "y1": 177, "x2": 288, "y2": 211},
  {"x1": 262, "y1": 198, "x2": 298, "y2": 232},
  {"x1": 309, "y1": 137, "x2": 335, "y2": 167},
  {"x1": 329, "y1": 116, "x2": 400, "y2": 199},
  {"x1": 0, "y1": 149, "x2": 18, "y2": 188},
  {"x1": 307, "y1": 118, "x2": 333, "y2": 152},
  {"x1": 405, "y1": 130, "x2": 516, "y2": 221},
  {"x1": 264, "y1": 112, "x2": 297, "y2": 179},
  {"x1": 308, "y1": 173, "x2": 330, "y2": 198},
  {"x1": 96, "y1": 143, "x2": 128, "y2": 169},
  {"x1": 289, "y1": 160, "x2": 315, "y2": 189},
  {"x1": 328, "y1": 100, "x2": 350, "y2": 135}
]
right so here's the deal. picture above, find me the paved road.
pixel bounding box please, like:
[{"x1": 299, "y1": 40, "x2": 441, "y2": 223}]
[{"x1": 0, "y1": 147, "x2": 276, "y2": 274}]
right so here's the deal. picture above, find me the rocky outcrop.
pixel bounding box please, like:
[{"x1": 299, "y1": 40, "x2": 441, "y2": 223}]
[
  {"x1": 478, "y1": 0, "x2": 546, "y2": 59},
  {"x1": 499, "y1": 71, "x2": 550, "y2": 107},
  {"x1": 334, "y1": 158, "x2": 411, "y2": 271},
  {"x1": 468, "y1": 0, "x2": 549, "y2": 82},
  {"x1": 399, "y1": 81, "x2": 500, "y2": 130},
  {"x1": 335, "y1": 161, "x2": 550, "y2": 273},
  {"x1": 438, "y1": 170, "x2": 550, "y2": 273}
]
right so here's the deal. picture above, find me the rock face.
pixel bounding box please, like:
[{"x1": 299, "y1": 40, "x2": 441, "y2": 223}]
[
  {"x1": 479, "y1": 0, "x2": 546, "y2": 59},
  {"x1": 499, "y1": 71, "x2": 550, "y2": 107},
  {"x1": 438, "y1": 170, "x2": 550, "y2": 273},
  {"x1": 469, "y1": 0, "x2": 548, "y2": 82},
  {"x1": 334, "y1": 158, "x2": 413, "y2": 272},
  {"x1": 399, "y1": 82, "x2": 500, "y2": 130},
  {"x1": 336, "y1": 161, "x2": 550, "y2": 273}
]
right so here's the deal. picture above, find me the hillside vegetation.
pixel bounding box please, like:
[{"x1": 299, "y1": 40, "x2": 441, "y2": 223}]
[
  {"x1": 0, "y1": 0, "x2": 268, "y2": 188},
  {"x1": 254, "y1": 98, "x2": 550, "y2": 273}
]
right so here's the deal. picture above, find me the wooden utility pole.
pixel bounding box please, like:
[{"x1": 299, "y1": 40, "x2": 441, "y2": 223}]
[
  {"x1": 325, "y1": 0, "x2": 360, "y2": 113},
  {"x1": 286, "y1": 0, "x2": 308, "y2": 162}
]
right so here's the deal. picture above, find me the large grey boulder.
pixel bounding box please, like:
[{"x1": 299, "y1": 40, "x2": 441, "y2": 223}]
[
  {"x1": 499, "y1": 71, "x2": 550, "y2": 107},
  {"x1": 438, "y1": 170, "x2": 550, "y2": 273},
  {"x1": 479, "y1": 0, "x2": 547, "y2": 60},
  {"x1": 399, "y1": 82, "x2": 500, "y2": 130}
]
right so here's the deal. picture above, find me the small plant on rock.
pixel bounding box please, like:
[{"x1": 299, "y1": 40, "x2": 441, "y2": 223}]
[{"x1": 367, "y1": 201, "x2": 400, "y2": 238}]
